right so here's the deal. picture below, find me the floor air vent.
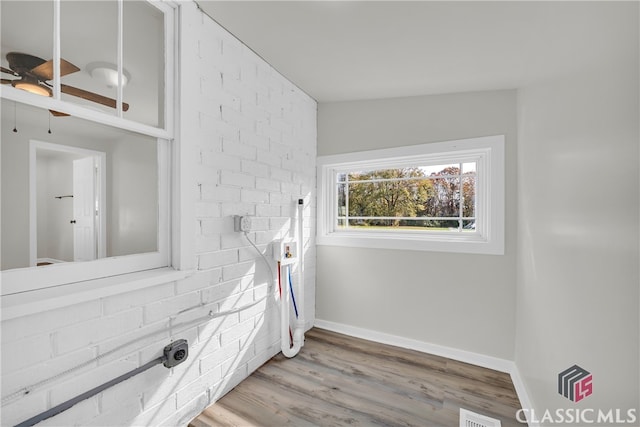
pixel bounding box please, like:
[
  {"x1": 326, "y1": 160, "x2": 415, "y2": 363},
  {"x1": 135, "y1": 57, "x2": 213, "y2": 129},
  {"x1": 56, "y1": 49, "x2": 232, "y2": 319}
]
[{"x1": 459, "y1": 408, "x2": 502, "y2": 427}]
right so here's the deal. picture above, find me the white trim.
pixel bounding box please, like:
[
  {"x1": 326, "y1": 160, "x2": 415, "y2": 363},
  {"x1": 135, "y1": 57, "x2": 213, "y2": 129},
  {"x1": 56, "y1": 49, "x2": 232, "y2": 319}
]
[
  {"x1": 52, "y1": 0, "x2": 61, "y2": 100},
  {"x1": 117, "y1": 0, "x2": 124, "y2": 116},
  {"x1": 158, "y1": 138, "x2": 171, "y2": 267},
  {"x1": 314, "y1": 318, "x2": 533, "y2": 426},
  {"x1": 2, "y1": 252, "x2": 169, "y2": 295},
  {"x1": 314, "y1": 318, "x2": 513, "y2": 373},
  {"x1": 317, "y1": 135, "x2": 505, "y2": 255},
  {"x1": 317, "y1": 135, "x2": 501, "y2": 167},
  {"x1": 1, "y1": 267, "x2": 190, "y2": 321},
  {"x1": 173, "y1": 2, "x2": 196, "y2": 271},
  {"x1": 0, "y1": 87, "x2": 170, "y2": 140},
  {"x1": 29, "y1": 144, "x2": 37, "y2": 267},
  {"x1": 97, "y1": 153, "x2": 107, "y2": 259},
  {"x1": 159, "y1": 0, "x2": 177, "y2": 136}
]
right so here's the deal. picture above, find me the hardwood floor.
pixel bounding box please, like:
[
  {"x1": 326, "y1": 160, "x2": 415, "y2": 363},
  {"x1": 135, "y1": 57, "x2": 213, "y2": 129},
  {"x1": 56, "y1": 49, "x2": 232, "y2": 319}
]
[{"x1": 189, "y1": 328, "x2": 524, "y2": 427}]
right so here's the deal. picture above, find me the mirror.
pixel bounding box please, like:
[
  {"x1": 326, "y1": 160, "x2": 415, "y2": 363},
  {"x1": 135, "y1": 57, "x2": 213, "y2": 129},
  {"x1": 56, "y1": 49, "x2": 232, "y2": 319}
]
[{"x1": 1, "y1": 99, "x2": 158, "y2": 271}]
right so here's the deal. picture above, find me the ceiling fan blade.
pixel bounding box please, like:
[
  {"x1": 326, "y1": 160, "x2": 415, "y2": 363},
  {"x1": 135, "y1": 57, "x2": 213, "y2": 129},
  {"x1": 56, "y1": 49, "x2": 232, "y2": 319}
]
[
  {"x1": 1, "y1": 66, "x2": 18, "y2": 76},
  {"x1": 49, "y1": 110, "x2": 70, "y2": 117},
  {"x1": 30, "y1": 59, "x2": 80, "y2": 81},
  {"x1": 60, "y1": 84, "x2": 129, "y2": 111}
]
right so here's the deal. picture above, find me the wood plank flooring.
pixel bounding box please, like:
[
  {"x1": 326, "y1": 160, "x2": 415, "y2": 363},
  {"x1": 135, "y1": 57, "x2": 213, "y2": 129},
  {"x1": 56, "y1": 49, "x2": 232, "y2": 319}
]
[{"x1": 189, "y1": 328, "x2": 524, "y2": 427}]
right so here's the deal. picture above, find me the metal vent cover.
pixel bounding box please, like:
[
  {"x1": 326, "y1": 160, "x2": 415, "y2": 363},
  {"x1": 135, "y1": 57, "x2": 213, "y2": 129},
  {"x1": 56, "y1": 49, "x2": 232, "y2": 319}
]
[{"x1": 459, "y1": 408, "x2": 502, "y2": 427}]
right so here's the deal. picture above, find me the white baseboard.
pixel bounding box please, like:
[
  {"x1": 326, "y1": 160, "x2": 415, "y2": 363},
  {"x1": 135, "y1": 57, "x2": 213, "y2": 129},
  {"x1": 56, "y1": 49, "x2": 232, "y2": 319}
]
[
  {"x1": 314, "y1": 319, "x2": 513, "y2": 372},
  {"x1": 509, "y1": 365, "x2": 539, "y2": 427},
  {"x1": 313, "y1": 318, "x2": 537, "y2": 427}
]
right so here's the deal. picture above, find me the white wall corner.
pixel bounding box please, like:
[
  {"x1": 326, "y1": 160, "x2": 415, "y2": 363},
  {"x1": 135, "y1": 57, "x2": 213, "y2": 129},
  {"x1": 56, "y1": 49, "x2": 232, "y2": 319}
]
[{"x1": 509, "y1": 365, "x2": 539, "y2": 427}]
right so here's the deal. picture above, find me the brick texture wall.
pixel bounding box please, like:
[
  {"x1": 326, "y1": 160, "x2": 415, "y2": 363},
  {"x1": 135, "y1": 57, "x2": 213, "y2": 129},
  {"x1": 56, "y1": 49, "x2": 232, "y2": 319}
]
[{"x1": 0, "y1": 2, "x2": 316, "y2": 426}]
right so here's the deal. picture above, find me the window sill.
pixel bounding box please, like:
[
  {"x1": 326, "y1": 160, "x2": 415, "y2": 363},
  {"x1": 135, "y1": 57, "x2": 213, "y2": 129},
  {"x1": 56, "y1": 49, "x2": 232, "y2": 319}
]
[
  {"x1": 1, "y1": 267, "x2": 192, "y2": 321},
  {"x1": 317, "y1": 232, "x2": 504, "y2": 255}
]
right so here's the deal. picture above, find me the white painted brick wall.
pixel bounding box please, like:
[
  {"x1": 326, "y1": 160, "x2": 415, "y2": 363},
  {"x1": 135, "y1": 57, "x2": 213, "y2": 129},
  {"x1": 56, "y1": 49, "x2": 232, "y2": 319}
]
[{"x1": 0, "y1": 2, "x2": 316, "y2": 426}]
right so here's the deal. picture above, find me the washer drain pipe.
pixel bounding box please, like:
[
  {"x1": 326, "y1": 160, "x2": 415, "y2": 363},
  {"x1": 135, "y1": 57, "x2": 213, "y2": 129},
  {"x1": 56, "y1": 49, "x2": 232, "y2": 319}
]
[{"x1": 281, "y1": 199, "x2": 305, "y2": 358}]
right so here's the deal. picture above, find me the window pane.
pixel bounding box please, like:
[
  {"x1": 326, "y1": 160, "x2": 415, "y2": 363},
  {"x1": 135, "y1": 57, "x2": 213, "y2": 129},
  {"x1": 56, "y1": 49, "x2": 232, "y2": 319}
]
[
  {"x1": 347, "y1": 180, "x2": 418, "y2": 218},
  {"x1": 1, "y1": 1, "x2": 54, "y2": 98},
  {"x1": 462, "y1": 219, "x2": 476, "y2": 231},
  {"x1": 423, "y1": 177, "x2": 460, "y2": 217},
  {"x1": 336, "y1": 183, "x2": 346, "y2": 218},
  {"x1": 421, "y1": 163, "x2": 460, "y2": 176},
  {"x1": 60, "y1": 1, "x2": 118, "y2": 116},
  {"x1": 348, "y1": 164, "x2": 464, "y2": 180},
  {"x1": 1, "y1": 100, "x2": 158, "y2": 270},
  {"x1": 347, "y1": 218, "x2": 462, "y2": 231},
  {"x1": 462, "y1": 162, "x2": 476, "y2": 174},
  {"x1": 413, "y1": 219, "x2": 460, "y2": 230},
  {"x1": 124, "y1": 0, "x2": 165, "y2": 127},
  {"x1": 344, "y1": 176, "x2": 464, "y2": 223},
  {"x1": 462, "y1": 175, "x2": 476, "y2": 218},
  {"x1": 348, "y1": 218, "x2": 396, "y2": 227},
  {"x1": 329, "y1": 159, "x2": 479, "y2": 234},
  {"x1": 347, "y1": 177, "x2": 434, "y2": 217},
  {"x1": 348, "y1": 167, "x2": 427, "y2": 182}
]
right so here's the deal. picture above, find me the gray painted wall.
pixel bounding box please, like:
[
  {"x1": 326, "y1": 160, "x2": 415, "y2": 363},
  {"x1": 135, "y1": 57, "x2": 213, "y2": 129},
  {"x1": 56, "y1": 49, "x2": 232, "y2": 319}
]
[
  {"x1": 317, "y1": 89, "x2": 518, "y2": 359},
  {"x1": 515, "y1": 7, "x2": 639, "y2": 419}
]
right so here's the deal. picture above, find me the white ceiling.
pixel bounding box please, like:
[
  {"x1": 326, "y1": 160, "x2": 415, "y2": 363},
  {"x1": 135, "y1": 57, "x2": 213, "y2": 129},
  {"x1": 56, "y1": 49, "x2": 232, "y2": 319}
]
[{"x1": 196, "y1": 1, "x2": 635, "y2": 103}]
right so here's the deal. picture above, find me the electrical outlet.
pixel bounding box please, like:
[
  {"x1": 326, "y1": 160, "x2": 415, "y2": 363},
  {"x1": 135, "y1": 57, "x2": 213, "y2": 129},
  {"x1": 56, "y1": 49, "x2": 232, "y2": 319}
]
[
  {"x1": 241, "y1": 216, "x2": 253, "y2": 232},
  {"x1": 233, "y1": 215, "x2": 255, "y2": 232}
]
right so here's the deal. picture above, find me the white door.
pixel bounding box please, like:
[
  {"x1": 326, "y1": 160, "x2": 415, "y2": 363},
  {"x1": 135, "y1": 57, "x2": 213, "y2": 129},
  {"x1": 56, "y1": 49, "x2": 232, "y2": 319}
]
[{"x1": 73, "y1": 157, "x2": 97, "y2": 261}]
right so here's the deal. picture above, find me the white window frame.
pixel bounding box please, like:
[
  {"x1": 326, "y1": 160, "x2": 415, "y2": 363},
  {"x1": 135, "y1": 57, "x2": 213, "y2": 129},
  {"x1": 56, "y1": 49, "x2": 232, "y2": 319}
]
[
  {"x1": 0, "y1": 0, "x2": 179, "y2": 295},
  {"x1": 317, "y1": 135, "x2": 505, "y2": 255}
]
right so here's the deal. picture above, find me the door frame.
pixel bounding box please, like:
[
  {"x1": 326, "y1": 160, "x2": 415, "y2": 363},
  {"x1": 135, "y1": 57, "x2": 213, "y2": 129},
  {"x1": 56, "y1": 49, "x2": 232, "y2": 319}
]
[{"x1": 29, "y1": 140, "x2": 107, "y2": 266}]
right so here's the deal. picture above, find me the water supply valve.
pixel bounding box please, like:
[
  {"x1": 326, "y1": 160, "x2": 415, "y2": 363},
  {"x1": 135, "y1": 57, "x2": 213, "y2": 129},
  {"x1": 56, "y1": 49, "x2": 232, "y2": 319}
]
[{"x1": 273, "y1": 239, "x2": 297, "y2": 264}]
